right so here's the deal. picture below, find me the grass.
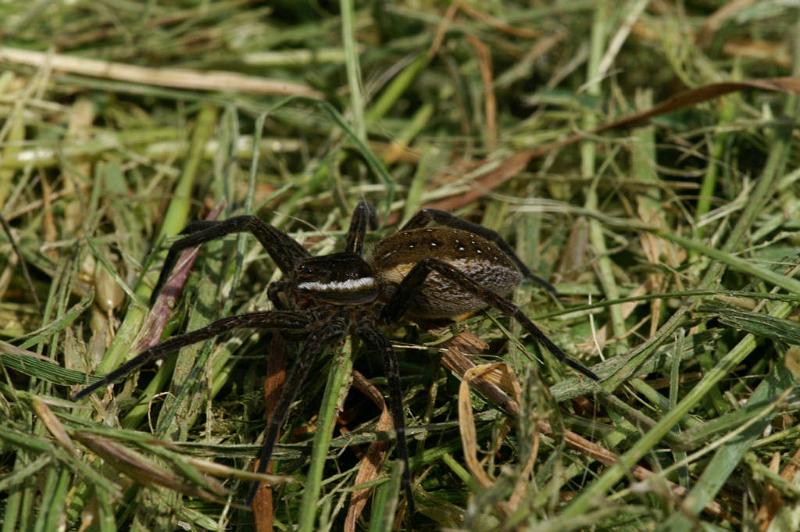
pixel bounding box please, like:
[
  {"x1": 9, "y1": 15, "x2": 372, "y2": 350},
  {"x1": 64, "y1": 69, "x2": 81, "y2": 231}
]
[{"x1": 2, "y1": 1, "x2": 800, "y2": 530}]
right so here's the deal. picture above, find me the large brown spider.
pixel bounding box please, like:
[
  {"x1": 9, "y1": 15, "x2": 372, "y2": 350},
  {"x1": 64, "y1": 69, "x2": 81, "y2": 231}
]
[{"x1": 73, "y1": 201, "x2": 598, "y2": 514}]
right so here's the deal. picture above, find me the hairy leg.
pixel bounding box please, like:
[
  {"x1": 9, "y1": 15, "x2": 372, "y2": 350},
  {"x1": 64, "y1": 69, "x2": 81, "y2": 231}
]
[
  {"x1": 345, "y1": 200, "x2": 378, "y2": 256},
  {"x1": 72, "y1": 311, "x2": 311, "y2": 400},
  {"x1": 381, "y1": 258, "x2": 599, "y2": 381},
  {"x1": 247, "y1": 319, "x2": 346, "y2": 504},
  {"x1": 357, "y1": 323, "x2": 415, "y2": 515},
  {"x1": 267, "y1": 280, "x2": 292, "y2": 310},
  {"x1": 151, "y1": 216, "x2": 310, "y2": 305}
]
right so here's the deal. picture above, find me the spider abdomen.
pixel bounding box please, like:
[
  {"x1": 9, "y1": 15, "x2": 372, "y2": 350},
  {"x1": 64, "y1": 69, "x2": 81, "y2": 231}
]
[{"x1": 372, "y1": 227, "x2": 523, "y2": 319}]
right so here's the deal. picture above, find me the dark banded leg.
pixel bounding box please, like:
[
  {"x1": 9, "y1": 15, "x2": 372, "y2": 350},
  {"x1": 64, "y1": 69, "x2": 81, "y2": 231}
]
[
  {"x1": 401, "y1": 208, "x2": 557, "y2": 295},
  {"x1": 357, "y1": 324, "x2": 415, "y2": 515},
  {"x1": 72, "y1": 311, "x2": 311, "y2": 401},
  {"x1": 247, "y1": 319, "x2": 346, "y2": 504},
  {"x1": 151, "y1": 216, "x2": 310, "y2": 305},
  {"x1": 267, "y1": 281, "x2": 293, "y2": 310},
  {"x1": 345, "y1": 200, "x2": 378, "y2": 256},
  {"x1": 381, "y1": 258, "x2": 599, "y2": 381}
]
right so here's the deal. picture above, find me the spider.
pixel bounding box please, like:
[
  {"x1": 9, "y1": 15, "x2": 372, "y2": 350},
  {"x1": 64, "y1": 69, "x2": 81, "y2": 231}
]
[{"x1": 73, "y1": 200, "x2": 599, "y2": 515}]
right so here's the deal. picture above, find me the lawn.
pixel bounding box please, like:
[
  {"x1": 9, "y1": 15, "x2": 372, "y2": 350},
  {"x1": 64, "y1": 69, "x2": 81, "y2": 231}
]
[{"x1": 1, "y1": 1, "x2": 800, "y2": 530}]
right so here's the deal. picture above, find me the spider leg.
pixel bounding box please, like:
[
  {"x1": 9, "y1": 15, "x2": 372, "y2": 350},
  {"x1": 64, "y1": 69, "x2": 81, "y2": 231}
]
[
  {"x1": 267, "y1": 280, "x2": 292, "y2": 310},
  {"x1": 400, "y1": 208, "x2": 557, "y2": 295},
  {"x1": 151, "y1": 216, "x2": 310, "y2": 305},
  {"x1": 357, "y1": 324, "x2": 415, "y2": 515},
  {"x1": 345, "y1": 200, "x2": 378, "y2": 255},
  {"x1": 72, "y1": 311, "x2": 311, "y2": 401},
  {"x1": 381, "y1": 258, "x2": 599, "y2": 381},
  {"x1": 247, "y1": 319, "x2": 346, "y2": 504}
]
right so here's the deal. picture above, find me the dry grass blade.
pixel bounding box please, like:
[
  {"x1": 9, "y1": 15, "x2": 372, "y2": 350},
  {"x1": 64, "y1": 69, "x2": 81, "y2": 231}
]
[
  {"x1": 458, "y1": 363, "x2": 506, "y2": 491},
  {"x1": 466, "y1": 35, "x2": 497, "y2": 151},
  {"x1": 0, "y1": 47, "x2": 324, "y2": 98},
  {"x1": 440, "y1": 332, "x2": 521, "y2": 415},
  {"x1": 72, "y1": 432, "x2": 228, "y2": 504},
  {"x1": 31, "y1": 398, "x2": 78, "y2": 457},
  {"x1": 455, "y1": 366, "x2": 501, "y2": 521},
  {"x1": 594, "y1": 77, "x2": 800, "y2": 132},
  {"x1": 458, "y1": 361, "x2": 521, "y2": 519}
]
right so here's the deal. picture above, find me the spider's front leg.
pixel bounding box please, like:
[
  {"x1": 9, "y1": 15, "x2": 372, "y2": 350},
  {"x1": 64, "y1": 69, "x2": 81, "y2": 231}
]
[
  {"x1": 356, "y1": 323, "x2": 415, "y2": 515},
  {"x1": 401, "y1": 208, "x2": 557, "y2": 295},
  {"x1": 381, "y1": 258, "x2": 599, "y2": 381},
  {"x1": 151, "y1": 216, "x2": 310, "y2": 305},
  {"x1": 248, "y1": 318, "x2": 346, "y2": 502},
  {"x1": 72, "y1": 311, "x2": 311, "y2": 400},
  {"x1": 345, "y1": 200, "x2": 378, "y2": 256}
]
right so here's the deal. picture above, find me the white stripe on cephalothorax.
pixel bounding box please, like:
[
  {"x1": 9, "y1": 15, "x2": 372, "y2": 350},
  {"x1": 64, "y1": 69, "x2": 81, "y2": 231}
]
[{"x1": 297, "y1": 277, "x2": 376, "y2": 292}]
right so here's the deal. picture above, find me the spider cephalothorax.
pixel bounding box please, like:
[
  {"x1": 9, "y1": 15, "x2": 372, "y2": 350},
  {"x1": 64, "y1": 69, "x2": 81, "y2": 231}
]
[
  {"x1": 293, "y1": 253, "x2": 379, "y2": 305},
  {"x1": 73, "y1": 201, "x2": 598, "y2": 516}
]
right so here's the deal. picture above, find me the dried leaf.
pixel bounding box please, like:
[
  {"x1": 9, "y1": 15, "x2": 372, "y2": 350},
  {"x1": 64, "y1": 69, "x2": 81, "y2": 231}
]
[{"x1": 32, "y1": 398, "x2": 79, "y2": 457}]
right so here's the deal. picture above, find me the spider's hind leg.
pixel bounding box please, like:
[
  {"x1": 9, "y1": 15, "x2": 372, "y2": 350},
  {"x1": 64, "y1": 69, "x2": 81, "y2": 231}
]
[
  {"x1": 151, "y1": 216, "x2": 310, "y2": 305},
  {"x1": 381, "y1": 258, "x2": 599, "y2": 381},
  {"x1": 400, "y1": 208, "x2": 557, "y2": 295}
]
